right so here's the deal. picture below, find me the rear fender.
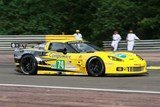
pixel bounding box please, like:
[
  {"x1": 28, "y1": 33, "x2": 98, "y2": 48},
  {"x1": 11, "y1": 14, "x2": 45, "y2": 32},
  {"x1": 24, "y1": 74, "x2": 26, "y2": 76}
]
[{"x1": 20, "y1": 53, "x2": 35, "y2": 62}]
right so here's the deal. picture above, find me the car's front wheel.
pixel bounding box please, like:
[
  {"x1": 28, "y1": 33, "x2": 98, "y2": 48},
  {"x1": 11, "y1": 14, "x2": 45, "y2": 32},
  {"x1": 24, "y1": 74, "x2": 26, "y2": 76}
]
[
  {"x1": 86, "y1": 56, "x2": 105, "y2": 77},
  {"x1": 20, "y1": 55, "x2": 37, "y2": 75}
]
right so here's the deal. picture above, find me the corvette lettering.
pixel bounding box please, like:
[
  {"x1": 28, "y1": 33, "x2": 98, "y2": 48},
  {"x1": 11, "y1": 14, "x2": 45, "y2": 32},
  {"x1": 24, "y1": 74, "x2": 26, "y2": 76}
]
[{"x1": 48, "y1": 53, "x2": 70, "y2": 59}]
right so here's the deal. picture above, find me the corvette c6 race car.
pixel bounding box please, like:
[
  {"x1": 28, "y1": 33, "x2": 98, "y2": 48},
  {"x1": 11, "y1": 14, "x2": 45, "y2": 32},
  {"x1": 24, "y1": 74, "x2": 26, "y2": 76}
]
[{"x1": 13, "y1": 35, "x2": 147, "y2": 77}]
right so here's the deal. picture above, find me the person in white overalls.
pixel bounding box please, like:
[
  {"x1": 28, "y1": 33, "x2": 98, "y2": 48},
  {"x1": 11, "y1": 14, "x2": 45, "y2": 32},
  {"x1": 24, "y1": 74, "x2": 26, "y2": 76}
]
[
  {"x1": 111, "y1": 31, "x2": 121, "y2": 51},
  {"x1": 74, "y1": 29, "x2": 83, "y2": 40},
  {"x1": 126, "y1": 30, "x2": 140, "y2": 51}
]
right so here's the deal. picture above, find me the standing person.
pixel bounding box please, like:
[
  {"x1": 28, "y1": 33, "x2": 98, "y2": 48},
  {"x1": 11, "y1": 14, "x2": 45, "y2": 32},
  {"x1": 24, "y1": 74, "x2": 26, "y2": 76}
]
[
  {"x1": 126, "y1": 30, "x2": 140, "y2": 51},
  {"x1": 74, "y1": 29, "x2": 83, "y2": 40},
  {"x1": 111, "y1": 30, "x2": 121, "y2": 51}
]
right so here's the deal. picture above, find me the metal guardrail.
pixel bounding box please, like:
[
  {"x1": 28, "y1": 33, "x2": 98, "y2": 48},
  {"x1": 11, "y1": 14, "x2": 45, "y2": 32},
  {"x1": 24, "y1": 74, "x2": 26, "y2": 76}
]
[
  {"x1": 103, "y1": 40, "x2": 160, "y2": 51},
  {"x1": 0, "y1": 35, "x2": 45, "y2": 51},
  {"x1": 1, "y1": 35, "x2": 160, "y2": 52},
  {"x1": 0, "y1": 35, "x2": 75, "y2": 52}
]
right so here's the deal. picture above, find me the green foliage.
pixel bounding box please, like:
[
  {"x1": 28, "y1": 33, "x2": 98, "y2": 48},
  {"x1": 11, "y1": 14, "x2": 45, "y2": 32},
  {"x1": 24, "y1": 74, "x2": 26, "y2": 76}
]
[
  {"x1": 138, "y1": 0, "x2": 160, "y2": 39},
  {"x1": 0, "y1": 0, "x2": 67, "y2": 34},
  {"x1": 0, "y1": 0, "x2": 160, "y2": 44},
  {"x1": 90, "y1": 0, "x2": 142, "y2": 40}
]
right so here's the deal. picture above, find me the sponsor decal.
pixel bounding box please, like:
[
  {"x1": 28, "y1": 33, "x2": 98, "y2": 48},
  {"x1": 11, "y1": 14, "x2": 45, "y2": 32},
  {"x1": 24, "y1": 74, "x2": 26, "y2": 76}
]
[
  {"x1": 66, "y1": 61, "x2": 77, "y2": 71},
  {"x1": 116, "y1": 67, "x2": 143, "y2": 72},
  {"x1": 115, "y1": 53, "x2": 126, "y2": 58},
  {"x1": 49, "y1": 53, "x2": 70, "y2": 59}
]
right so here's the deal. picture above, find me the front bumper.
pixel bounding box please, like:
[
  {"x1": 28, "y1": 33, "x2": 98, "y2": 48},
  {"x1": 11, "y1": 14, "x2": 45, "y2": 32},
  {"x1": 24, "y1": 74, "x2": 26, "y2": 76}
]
[{"x1": 105, "y1": 61, "x2": 147, "y2": 75}]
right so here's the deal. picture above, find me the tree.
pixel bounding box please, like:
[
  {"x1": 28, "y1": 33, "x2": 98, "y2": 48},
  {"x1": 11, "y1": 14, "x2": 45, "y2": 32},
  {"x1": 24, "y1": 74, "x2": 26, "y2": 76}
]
[
  {"x1": 0, "y1": 0, "x2": 160, "y2": 45},
  {"x1": 90, "y1": 0, "x2": 143, "y2": 41},
  {"x1": 0, "y1": 0, "x2": 67, "y2": 34},
  {"x1": 138, "y1": 0, "x2": 160, "y2": 39}
]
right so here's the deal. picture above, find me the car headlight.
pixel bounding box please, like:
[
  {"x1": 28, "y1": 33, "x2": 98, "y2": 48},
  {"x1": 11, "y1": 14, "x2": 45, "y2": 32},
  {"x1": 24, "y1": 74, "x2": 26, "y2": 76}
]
[{"x1": 108, "y1": 56, "x2": 124, "y2": 61}]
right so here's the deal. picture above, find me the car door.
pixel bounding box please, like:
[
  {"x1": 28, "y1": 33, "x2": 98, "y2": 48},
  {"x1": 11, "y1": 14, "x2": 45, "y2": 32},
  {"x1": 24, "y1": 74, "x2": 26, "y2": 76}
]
[
  {"x1": 44, "y1": 42, "x2": 83, "y2": 73},
  {"x1": 50, "y1": 42, "x2": 84, "y2": 72},
  {"x1": 44, "y1": 42, "x2": 68, "y2": 71}
]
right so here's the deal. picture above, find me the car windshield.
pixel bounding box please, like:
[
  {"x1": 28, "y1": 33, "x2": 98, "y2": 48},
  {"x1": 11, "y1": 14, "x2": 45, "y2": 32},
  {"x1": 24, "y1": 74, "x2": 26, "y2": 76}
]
[{"x1": 69, "y1": 42, "x2": 102, "y2": 53}]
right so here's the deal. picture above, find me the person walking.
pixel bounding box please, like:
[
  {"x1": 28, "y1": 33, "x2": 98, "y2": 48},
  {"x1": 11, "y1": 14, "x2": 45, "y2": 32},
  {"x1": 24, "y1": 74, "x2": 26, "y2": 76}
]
[
  {"x1": 74, "y1": 29, "x2": 83, "y2": 40},
  {"x1": 126, "y1": 30, "x2": 140, "y2": 51},
  {"x1": 111, "y1": 30, "x2": 121, "y2": 51}
]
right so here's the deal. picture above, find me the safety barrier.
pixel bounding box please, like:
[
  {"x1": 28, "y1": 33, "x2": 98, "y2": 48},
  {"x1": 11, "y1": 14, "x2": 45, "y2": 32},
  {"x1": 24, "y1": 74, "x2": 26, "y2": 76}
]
[
  {"x1": 0, "y1": 35, "x2": 75, "y2": 52},
  {"x1": 0, "y1": 35, "x2": 160, "y2": 52},
  {"x1": 0, "y1": 35, "x2": 45, "y2": 51},
  {"x1": 103, "y1": 40, "x2": 160, "y2": 51}
]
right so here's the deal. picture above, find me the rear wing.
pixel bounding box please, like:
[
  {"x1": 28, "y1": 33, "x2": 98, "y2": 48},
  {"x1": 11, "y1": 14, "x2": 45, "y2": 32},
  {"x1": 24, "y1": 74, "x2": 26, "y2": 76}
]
[
  {"x1": 45, "y1": 35, "x2": 76, "y2": 42},
  {"x1": 11, "y1": 35, "x2": 76, "y2": 49}
]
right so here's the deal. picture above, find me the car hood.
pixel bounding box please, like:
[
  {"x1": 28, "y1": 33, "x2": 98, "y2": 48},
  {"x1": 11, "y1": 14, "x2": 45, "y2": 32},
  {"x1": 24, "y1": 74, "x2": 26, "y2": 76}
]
[{"x1": 93, "y1": 51, "x2": 145, "y2": 62}]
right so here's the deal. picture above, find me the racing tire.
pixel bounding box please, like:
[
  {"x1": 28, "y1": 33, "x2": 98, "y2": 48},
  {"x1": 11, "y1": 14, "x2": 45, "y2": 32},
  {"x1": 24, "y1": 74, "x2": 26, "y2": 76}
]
[
  {"x1": 86, "y1": 56, "x2": 105, "y2": 77},
  {"x1": 20, "y1": 55, "x2": 38, "y2": 75}
]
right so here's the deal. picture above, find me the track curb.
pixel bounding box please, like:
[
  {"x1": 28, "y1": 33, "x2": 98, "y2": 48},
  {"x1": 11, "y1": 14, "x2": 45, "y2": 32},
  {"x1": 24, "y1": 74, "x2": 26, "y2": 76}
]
[{"x1": 147, "y1": 66, "x2": 160, "y2": 70}]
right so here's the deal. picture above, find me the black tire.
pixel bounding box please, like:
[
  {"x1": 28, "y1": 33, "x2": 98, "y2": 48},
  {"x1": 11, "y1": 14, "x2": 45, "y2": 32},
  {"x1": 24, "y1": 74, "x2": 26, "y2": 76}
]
[
  {"x1": 20, "y1": 55, "x2": 38, "y2": 75},
  {"x1": 86, "y1": 56, "x2": 105, "y2": 77}
]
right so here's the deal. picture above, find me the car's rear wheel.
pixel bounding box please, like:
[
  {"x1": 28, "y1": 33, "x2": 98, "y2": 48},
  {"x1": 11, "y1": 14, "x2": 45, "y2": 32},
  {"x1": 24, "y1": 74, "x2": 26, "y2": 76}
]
[
  {"x1": 20, "y1": 55, "x2": 37, "y2": 75},
  {"x1": 86, "y1": 56, "x2": 105, "y2": 77}
]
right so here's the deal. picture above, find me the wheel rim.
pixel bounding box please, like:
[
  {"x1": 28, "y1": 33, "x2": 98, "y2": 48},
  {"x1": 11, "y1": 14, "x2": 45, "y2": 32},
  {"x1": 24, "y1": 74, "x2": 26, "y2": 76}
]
[
  {"x1": 21, "y1": 56, "x2": 35, "y2": 73},
  {"x1": 88, "y1": 58, "x2": 103, "y2": 75}
]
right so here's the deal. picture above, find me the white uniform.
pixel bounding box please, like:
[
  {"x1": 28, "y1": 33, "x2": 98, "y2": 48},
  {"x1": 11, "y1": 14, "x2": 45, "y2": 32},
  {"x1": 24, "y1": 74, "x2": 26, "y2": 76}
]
[
  {"x1": 74, "y1": 33, "x2": 83, "y2": 40},
  {"x1": 111, "y1": 34, "x2": 121, "y2": 51},
  {"x1": 126, "y1": 33, "x2": 139, "y2": 51}
]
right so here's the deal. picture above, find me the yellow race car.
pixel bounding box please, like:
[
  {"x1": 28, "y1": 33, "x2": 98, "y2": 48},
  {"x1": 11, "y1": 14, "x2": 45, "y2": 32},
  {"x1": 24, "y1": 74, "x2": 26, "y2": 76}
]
[{"x1": 13, "y1": 35, "x2": 147, "y2": 76}]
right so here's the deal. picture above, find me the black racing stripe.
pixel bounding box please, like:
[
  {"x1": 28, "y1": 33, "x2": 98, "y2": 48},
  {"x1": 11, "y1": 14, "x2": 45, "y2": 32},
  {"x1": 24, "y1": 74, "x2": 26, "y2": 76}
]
[{"x1": 38, "y1": 66, "x2": 76, "y2": 72}]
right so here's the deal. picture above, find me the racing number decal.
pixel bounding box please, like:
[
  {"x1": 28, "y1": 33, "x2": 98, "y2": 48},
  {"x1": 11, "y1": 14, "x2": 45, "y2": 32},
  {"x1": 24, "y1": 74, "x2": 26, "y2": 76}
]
[{"x1": 56, "y1": 60, "x2": 65, "y2": 70}]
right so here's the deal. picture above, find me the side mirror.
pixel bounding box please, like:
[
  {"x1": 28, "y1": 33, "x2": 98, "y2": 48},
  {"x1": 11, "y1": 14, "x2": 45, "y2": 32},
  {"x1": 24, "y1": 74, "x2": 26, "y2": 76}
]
[{"x1": 56, "y1": 48, "x2": 67, "y2": 54}]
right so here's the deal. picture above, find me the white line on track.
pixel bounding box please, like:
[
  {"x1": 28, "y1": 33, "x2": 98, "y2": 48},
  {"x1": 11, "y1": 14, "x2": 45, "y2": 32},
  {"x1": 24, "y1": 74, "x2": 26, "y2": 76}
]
[
  {"x1": 147, "y1": 66, "x2": 160, "y2": 70},
  {"x1": 0, "y1": 83, "x2": 160, "y2": 94}
]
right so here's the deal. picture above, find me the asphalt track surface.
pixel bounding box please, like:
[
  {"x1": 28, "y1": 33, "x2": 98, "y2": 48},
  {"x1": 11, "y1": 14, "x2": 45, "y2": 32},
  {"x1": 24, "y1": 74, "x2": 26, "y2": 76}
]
[{"x1": 0, "y1": 52, "x2": 160, "y2": 107}]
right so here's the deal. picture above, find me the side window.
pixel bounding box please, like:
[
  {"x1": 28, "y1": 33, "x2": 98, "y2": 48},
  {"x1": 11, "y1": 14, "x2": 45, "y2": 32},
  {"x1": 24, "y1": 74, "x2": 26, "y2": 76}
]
[
  {"x1": 49, "y1": 43, "x2": 65, "y2": 51},
  {"x1": 49, "y1": 42, "x2": 77, "y2": 53},
  {"x1": 65, "y1": 44, "x2": 76, "y2": 53}
]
